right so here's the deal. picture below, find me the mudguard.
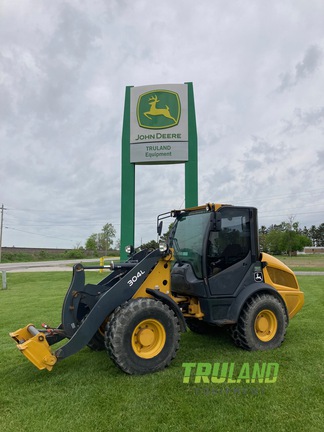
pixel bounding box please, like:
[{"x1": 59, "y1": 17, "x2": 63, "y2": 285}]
[{"x1": 226, "y1": 282, "x2": 289, "y2": 323}]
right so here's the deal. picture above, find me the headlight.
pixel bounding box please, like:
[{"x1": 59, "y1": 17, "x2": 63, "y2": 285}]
[
  {"x1": 125, "y1": 245, "x2": 134, "y2": 255},
  {"x1": 159, "y1": 239, "x2": 168, "y2": 253}
]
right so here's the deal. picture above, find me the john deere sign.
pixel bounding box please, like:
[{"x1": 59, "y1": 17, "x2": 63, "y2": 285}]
[
  {"x1": 120, "y1": 82, "x2": 197, "y2": 260},
  {"x1": 137, "y1": 90, "x2": 180, "y2": 129},
  {"x1": 130, "y1": 84, "x2": 188, "y2": 163}
]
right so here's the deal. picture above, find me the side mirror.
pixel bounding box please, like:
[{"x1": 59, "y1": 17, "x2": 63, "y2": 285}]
[{"x1": 157, "y1": 221, "x2": 163, "y2": 236}]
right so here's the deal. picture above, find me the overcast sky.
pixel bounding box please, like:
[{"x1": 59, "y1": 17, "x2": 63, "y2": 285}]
[{"x1": 1, "y1": 0, "x2": 324, "y2": 249}]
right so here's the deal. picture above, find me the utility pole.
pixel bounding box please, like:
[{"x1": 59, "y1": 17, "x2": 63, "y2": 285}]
[{"x1": 0, "y1": 204, "x2": 6, "y2": 263}]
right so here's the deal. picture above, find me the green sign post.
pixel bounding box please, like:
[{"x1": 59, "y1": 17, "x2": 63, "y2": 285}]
[{"x1": 120, "y1": 82, "x2": 198, "y2": 260}]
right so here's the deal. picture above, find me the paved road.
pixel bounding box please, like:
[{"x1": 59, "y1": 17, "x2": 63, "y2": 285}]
[
  {"x1": 0, "y1": 258, "x2": 118, "y2": 273},
  {"x1": 294, "y1": 271, "x2": 324, "y2": 276},
  {"x1": 0, "y1": 260, "x2": 322, "y2": 275}
]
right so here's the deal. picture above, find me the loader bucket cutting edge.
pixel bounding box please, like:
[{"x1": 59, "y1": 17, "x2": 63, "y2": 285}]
[{"x1": 9, "y1": 324, "x2": 57, "y2": 371}]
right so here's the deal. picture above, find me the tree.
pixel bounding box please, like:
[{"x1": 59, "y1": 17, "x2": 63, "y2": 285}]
[
  {"x1": 259, "y1": 225, "x2": 268, "y2": 252},
  {"x1": 307, "y1": 223, "x2": 324, "y2": 247},
  {"x1": 85, "y1": 223, "x2": 116, "y2": 255},
  {"x1": 264, "y1": 228, "x2": 283, "y2": 255},
  {"x1": 100, "y1": 223, "x2": 116, "y2": 254},
  {"x1": 317, "y1": 224, "x2": 324, "y2": 246},
  {"x1": 85, "y1": 234, "x2": 98, "y2": 252},
  {"x1": 282, "y1": 230, "x2": 311, "y2": 256},
  {"x1": 140, "y1": 240, "x2": 158, "y2": 250},
  {"x1": 260, "y1": 220, "x2": 312, "y2": 255}
]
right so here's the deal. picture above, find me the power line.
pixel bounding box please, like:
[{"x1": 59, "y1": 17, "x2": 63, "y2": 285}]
[
  {"x1": 227, "y1": 188, "x2": 324, "y2": 206},
  {"x1": 5, "y1": 226, "x2": 74, "y2": 243},
  {"x1": 259, "y1": 210, "x2": 324, "y2": 218}
]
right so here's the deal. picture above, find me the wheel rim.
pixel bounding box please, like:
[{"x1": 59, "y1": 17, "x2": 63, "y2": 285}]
[
  {"x1": 131, "y1": 319, "x2": 166, "y2": 359},
  {"x1": 254, "y1": 309, "x2": 278, "y2": 342},
  {"x1": 98, "y1": 317, "x2": 110, "y2": 337}
]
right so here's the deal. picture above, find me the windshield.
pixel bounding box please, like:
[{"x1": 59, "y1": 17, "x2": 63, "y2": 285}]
[{"x1": 170, "y1": 211, "x2": 210, "y2": 278}]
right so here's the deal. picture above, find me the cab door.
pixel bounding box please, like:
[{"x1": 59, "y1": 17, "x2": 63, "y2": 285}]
[{"x1": 206, "y1": 207, "x2": 257, "y2": 296}]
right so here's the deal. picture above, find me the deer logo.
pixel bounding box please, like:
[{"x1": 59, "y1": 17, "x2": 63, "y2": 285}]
[
  {"x1": 254, "y1": 272, "x2": 263, "y2": 282},
  {"x1": 137, "y1": 90, "x2": 181, "y2": 129},
  {"x1": 144, "y1": 95, "x2": 177, "y2": 123}
]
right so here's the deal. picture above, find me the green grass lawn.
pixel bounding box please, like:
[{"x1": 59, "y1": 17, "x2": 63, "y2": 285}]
[
  {"x1": 275, "y1": 254, "x2": 324, "y2": 271},
  {"x1": 0, "y1": 271, "x2": 323, "y2": 432}
]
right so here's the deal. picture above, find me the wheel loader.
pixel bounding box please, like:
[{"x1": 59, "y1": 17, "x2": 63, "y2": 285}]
[{"x1": 10, "y1": 203, "x2": 304, "y2": 374}]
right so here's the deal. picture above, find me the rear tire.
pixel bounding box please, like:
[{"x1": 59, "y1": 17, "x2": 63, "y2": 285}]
[
  {"x1": 231, "y1": 293, "x2": 288, "y2": 351},
  {"x1": 105, "y1": 298, "x2": 181, "y2": 374}
]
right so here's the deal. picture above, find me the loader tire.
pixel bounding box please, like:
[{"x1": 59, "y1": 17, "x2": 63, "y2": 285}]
[
  {"x1": 81, "y1": 316, "x2": 107, "y2": 351},
  {"x1": 231, "y1": 293, "x2": 288, "y2": 351},
  {"x1": 186, "y1": 318, "x2": 216, "y2": 334},
  {"x1": 87, "y1": 331, "x2": 105, "y2": 351},
  {"x1": 105, "y1": 298, "x2": 181, "y2": 375}
]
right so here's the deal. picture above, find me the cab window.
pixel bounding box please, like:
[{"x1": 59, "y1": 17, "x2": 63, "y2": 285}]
[{"x1": 207, "y1": 208, "x2": 251, "y2": 274}]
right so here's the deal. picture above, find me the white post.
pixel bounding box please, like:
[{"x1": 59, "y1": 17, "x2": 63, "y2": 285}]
[
  {"x1": 1, "y1": 271, "x2": 7, "y2": 289},
  {"x1": 0, "y1": 204, "x2": 4, "y2": 263}
]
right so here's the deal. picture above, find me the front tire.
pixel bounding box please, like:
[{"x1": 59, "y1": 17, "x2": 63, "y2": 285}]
[
  {"x1": 105, "y1": 298, "x2": 181, "y2": 374},
  {"x1": 231, "y1": 293, "x2": 288, "y2": 351}
]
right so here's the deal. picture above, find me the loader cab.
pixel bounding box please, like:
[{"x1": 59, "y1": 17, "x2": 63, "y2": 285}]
[{"x1": 169, "y1": 205, "x2": 259, "y2": 298}]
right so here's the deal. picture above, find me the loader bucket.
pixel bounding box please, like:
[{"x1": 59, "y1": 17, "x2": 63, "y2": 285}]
[{"x1": 9, "y1": 324, "x2": 57, "y2": 371}]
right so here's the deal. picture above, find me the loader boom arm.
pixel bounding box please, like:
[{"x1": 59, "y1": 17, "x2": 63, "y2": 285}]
[{"x1": 10, "y1": 249, "x2": 164, "y2": 370}]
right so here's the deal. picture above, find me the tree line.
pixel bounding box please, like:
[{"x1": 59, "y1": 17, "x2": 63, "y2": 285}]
[
  {"x1": 83, "y1": 220, "x2": 324, "y2": 257},
  {"x1": 259, "y1": 221, "x2": 324, "y2": 256}
]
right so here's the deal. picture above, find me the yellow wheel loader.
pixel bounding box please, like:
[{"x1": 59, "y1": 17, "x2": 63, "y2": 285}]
[{"x1": 10, "y1": 203, "x2": 304, "y2": 374}]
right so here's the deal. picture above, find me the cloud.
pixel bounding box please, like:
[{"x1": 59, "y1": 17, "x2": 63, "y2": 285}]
[
  {"x1": 279, "y1": 106, "x2": 324, "y2": 136},
  {"x1": 295, "y1": 45, "x2": 323, "y2": 79},
  {"x1": 276, "y1": 44, "x2": 323, "y2": 93}
]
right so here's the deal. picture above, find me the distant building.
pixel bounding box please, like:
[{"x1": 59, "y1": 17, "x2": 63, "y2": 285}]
[
  {"x1": 3, "y1": 246, "x2": 70, "y2": 255},
  {"x1": 304, "y1": 247, "x2": 324, "y2": 254}
]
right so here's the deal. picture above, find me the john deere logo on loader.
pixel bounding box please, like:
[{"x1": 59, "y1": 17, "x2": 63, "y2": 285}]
[{"x1": 137, "y1": 90, "x2": 181, "y2": 129}]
